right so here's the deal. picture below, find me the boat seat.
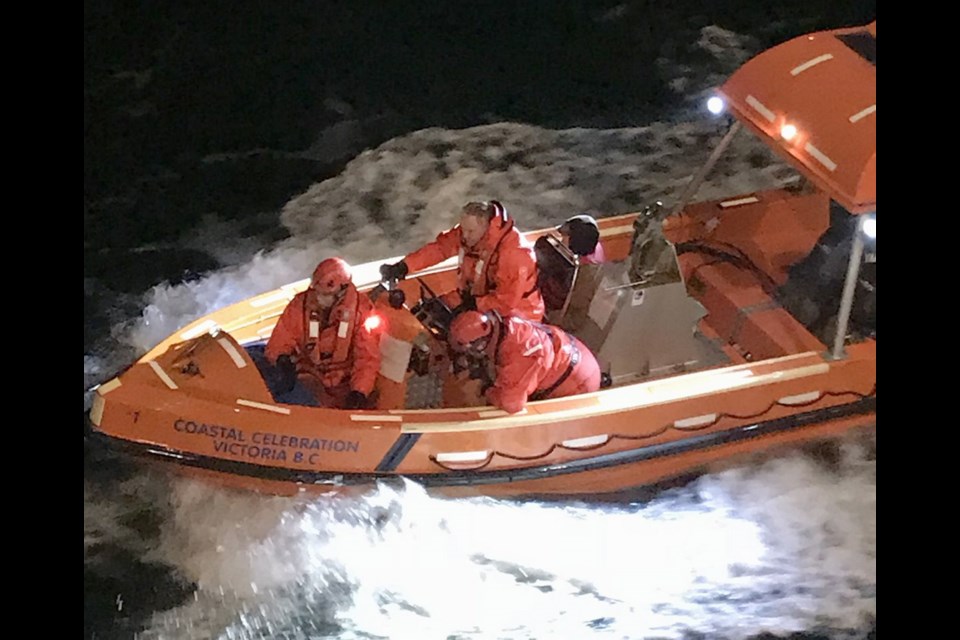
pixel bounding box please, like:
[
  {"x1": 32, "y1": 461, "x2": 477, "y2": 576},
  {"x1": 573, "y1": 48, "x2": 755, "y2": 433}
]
[{"x1": 535, "y1": 234, "x2": 602, "y2": 332}]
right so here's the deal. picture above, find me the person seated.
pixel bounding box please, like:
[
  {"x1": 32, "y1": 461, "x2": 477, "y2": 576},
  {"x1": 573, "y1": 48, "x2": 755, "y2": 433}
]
[
  {"x1": 379, "y1": 200, "x2": 545, "y2": 321},
  {"x1": 558, "y1": 214, "x2": 607, "y2": 265},
  {"x1": 264, "y1": 257, "x2": 382, "y2": 409},
  {"x1": 447, "y1": 310, "x2": 602, "y2": 414}
]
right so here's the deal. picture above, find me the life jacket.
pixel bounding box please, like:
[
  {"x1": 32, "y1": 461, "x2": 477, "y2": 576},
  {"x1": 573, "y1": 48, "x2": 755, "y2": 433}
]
[
  {"x1": 486, "y1": 315, "x2": 598, "y2": 412},
  {"x1": 457, "y1": 214, "x2": 540, "y2": 303},
  {"x1": 298, "y1": 286, "x2": 362, "y2": 389},
  {"x1": 526, "y1": 323, "x2": 581, "y2": 401}
]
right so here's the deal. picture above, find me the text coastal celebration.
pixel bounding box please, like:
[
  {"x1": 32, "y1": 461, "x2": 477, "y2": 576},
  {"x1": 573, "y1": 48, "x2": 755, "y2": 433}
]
[{"x1": 173, "y1": 418, "x2": 360, "y2": 463}]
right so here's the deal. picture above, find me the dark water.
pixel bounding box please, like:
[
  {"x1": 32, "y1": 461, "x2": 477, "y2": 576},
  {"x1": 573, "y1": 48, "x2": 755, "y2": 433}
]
[
  {"x1": 84, "y1": 4, "x2": 877, "y2": 638},
  {"x1": 84, "y1": 1, "x2": 876, "y2": 291}
]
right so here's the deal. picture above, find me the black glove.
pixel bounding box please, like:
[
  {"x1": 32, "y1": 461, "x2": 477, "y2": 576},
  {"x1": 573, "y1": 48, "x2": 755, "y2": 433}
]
[
  {"x1": 271, "y1": 354, "x2": 297, "y2": 395},
  {"x1": 344, "y1": 390, "x2": 369, "y2": 409},
  {"x1": 453, "y1": 289, "x2": 477, "y2": 314},
  {"x1": 379, "y1": 260, "x2": 409, "y2": 282}
]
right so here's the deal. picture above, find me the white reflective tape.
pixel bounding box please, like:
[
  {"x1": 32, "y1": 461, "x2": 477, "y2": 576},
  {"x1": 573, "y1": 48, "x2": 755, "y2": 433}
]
[
  {"x1": 600, "y1": 224, "x2": 635, "y2": 238},
  {"x1": 338, "y1": 321, "x2": 349, "y2": 339},
  {"x1": 746, "y1": 95, "x2": 775, "y2": 122},
  {"x1": 778, "y1": 391, "x2": 821, "y2": 406},
  {"x1": 236, "y1": 398, "x2": 291, "y2": 414},
  {"x1": 309, "y1": 320, "x2": 319, "y2": 338},
  {"x1": 350, "y1": 414, "x2": 403, "y2": 422},
  {"x1": 90, "y1": 394, "x2": 105, "y2": 426},
  {"x1": 719, "y1": 196, "x2": 760, "y2": 208},
  {"x1": 849, "y1": 104, "x2": 876, "y2": 123},
  {"x1": 674, "y1": 413, "x2": 718, "y2": 429},
  {"x1": 249, "y1": 291, "x2": 294, "y2": 308},
  {"x1": 180, "y1": 319, "x2": 217, "y2": 340},
  {"x1": 804, "y1": 142, "x2": 837, "y2": 171},
  {"x1": 217, "y1": 337, "x2": 247, "y2": 368},
  {"x1": 790, "y1": 53, "x2": 833, "y2": 76},
  {"x1": 561, "y1": 434, "x2": 610, "y2": 449},
  {"x1": 477, "y1": 408, "x2": 525, "y2": 417},
  {"x1": 435, "y1": 450, "x2": 490, "y2": 464},
  {"x1": 96, "y1": 378, "x2": 122, "y2": 395},
  {"x1": 148, "y1": 360, "x2": 178, "y2": 389},
  {"x1": 522, "y1": 344, "x2": 543, "y2": 357}
]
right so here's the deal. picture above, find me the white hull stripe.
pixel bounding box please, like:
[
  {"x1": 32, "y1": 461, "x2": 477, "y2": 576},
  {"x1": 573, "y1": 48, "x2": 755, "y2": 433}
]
[
  {"x1": 599, "y1": 224, "x2": 635, "y2": 238},
  {"x1": 778, "y1": 391, "x2": 821, "y2": 406},
  {"x1": 97, "y1": 378, "x2": 122, "y2": 395},
  {"x1": 90, "y1": 394, "x2": 105, "y2": 426},
  {"x1": 849, "y1": 104, "x2": 876, "y2": 123},
  {"x1": 402, "y1": 359, "x2": 831, "y2": 433},
  {"x1": 790, "y1": 53, "x2": 833, "y2": 76},
  {"x1": 236, "y1": 398, "x2": 291, "y2": 415},
  {"x1": 478, "y1": 408, "x2": 525, "y2": 418},
  {"x1": 719, "y1": 196, "x2": 760, "y2": 208},
  {"x1": 674, "y1": 413, "x2": 718, "y2": 429},
  {"x1": 250, "y1": 291, "x2": 295, "y2": 308},
  {"x1": 217, "y1": 337, "x2": 248, "y2": 368},
  {"x1": 561, "y1": 434, "x2": 610, "y2": 449},
  {"x1": 351, "y1": 414, "x2": 403, "y2": 422},
  {"x1": 435, "y1": 450, "x2": 490, "y2": 464},
  {"x1": 148, "y1": 361, "x2": 179, "y2": 389},
  {"x1": 180, "y1": 319, "x2": 217, "y2": 340},
  {"x1": 746, "y1": 95, "x2": 776, "y2": 122},
  {"x1": 804, "y1": 143, "x2": 837, "y2": 171}
]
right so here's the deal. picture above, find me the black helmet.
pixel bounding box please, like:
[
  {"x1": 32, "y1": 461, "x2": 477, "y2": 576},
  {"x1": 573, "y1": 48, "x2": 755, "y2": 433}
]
[{"x1": 558, "y1": 214, "x2": 600, "y2": 256}]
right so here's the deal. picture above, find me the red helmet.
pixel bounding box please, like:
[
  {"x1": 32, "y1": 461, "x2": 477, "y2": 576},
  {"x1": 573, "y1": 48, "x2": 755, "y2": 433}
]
[
  {"x1": 311, "y1": 257, "x2": 352, "y2": 295},
  {"x1": 449, "y1": 310, "x2": 495, "y2": 353}
]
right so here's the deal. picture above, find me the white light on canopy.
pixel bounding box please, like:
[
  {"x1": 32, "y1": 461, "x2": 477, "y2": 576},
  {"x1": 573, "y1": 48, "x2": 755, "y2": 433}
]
[
  {"x1": 780, "y1": 124, "x2": 798, "y2": 141},
  {"x1": 861, "y1": 216, "x2": 876, "y2": 239},
  {"x1": 706, "y1": 96, "x2": 725, "y2": 115}
]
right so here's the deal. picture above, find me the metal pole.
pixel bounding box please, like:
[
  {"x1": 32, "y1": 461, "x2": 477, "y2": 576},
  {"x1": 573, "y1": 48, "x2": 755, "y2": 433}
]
[
  {"x1": 668, "y1": 120, "x2": 742, "y2": 218},
  {"x1": 829, "y1": 220, "x2": 866, "y2": 360}
]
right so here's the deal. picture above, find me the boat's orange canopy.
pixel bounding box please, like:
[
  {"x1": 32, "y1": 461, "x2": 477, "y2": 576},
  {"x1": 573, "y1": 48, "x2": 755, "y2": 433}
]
[{"x1": 719, "y1": 21, "x2": 876, "y2": 214}]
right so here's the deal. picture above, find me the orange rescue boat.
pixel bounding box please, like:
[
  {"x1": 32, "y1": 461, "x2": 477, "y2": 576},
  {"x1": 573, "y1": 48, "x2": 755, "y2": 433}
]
[{"x1": 86, "y1": 20, "x2": 876, "y2": 498}]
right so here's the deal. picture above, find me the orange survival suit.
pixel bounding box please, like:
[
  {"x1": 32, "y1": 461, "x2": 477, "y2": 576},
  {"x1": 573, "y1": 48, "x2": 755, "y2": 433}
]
[
  {"x1": 403, "y1": 204, "x2": 546, "y2": 321},
  {"x1": 265, "y1": 281, "x2": 381, "y2": 408},
  {"x1": 450, "y1": 311, "x2": 602, "y2": 414}
]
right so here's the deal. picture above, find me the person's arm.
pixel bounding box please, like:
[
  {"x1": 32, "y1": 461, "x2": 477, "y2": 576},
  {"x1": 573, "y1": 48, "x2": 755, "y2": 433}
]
[
  {"x1": 476, "y1": 242, "x2": 538, "y2": 315},
  {"x1": 264, "y1": 296, "x2": 304, "y2": 364},
  {"x1": 349, "y1": 306, "x2": 383, "y2": 395},
  {"x1": 403, "y1": 227, "x2": 463, "y2": 273},
  {"x1": 485, "y1": 338, "x2": 544, "y2": 414}
]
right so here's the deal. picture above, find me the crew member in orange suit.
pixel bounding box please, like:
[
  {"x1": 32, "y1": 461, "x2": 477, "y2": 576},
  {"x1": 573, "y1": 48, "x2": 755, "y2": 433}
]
[
  {"x1": 379, "y1": 200, "x2": 545, "y2": 321},
  {"x1": 447, "y1": 310, "x2": 602, "y2": 414},
  {"x1": 265, "y1": 257, "x2": 381, "y2": 409}
]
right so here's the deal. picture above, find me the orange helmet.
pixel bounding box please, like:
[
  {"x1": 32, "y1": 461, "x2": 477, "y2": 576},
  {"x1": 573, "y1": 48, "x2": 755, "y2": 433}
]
[
  {"x1": 311, "y1": 257, "x2": 352, "y2": 295},
  {"x1": 449, "y1": 310, "x2": 495, "y2": 353}
]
